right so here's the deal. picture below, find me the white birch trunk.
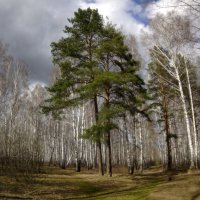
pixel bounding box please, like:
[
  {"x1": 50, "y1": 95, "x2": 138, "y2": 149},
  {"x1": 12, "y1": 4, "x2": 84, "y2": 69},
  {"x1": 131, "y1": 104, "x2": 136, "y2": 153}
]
[
  {"x1": 174, "y1": 59, "x2": 195, "y2": 168},
  {"x1": 61, "y1": 123, "x2": 64, "y2": 168},
  {"x1": 185, "y1": 59, "x2": 198, "y2": 168},
  {"x1": 123, "y1": 117, "x2": 132, "y2": 173},
  {"x1": 139, "y1": 117, "x2": 143, "y2": 173}
]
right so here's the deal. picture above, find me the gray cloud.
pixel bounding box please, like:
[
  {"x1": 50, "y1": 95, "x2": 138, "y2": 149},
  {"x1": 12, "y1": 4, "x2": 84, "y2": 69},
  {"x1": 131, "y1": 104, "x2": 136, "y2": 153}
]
[
  {"x1": 0, "y1": 0, "x2": 82, "y2": 83},
  {"x1": 0, "y1": 0, "x2": 153, "y2": 84}
]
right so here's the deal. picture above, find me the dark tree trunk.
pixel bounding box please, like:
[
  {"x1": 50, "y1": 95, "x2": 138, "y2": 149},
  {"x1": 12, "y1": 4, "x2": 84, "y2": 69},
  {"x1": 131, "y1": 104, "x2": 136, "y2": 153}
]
[
  {"x1": 61, "y1": 160, "x2": 66, "y2": 169},
  {"x1": 75, "y1": 159, "x2": 81, "y2": 172},
  {"x1": 163, "y1": 94, "x2": 172, "y2": 171},
  {"x1": 94, "y1": 96, "x2": 104, "y2": 176},
  {"x1": 97, "y1": 140, "x2": 104, "y2": 175},
  {"x1": 106, "y1": 131, "x2": 112, "y2": 177},
  {"x1": 128, "y1": 166, "x2": 134, "y2": 174},
  {"x1": 104, "y1": 78, "x2": 112, "y2": 177}
]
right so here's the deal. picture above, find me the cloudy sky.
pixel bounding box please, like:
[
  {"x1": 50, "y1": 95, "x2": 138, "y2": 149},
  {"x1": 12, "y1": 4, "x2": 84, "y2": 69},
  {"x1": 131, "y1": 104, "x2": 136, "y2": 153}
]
[{"x1": 0, "y1": 0, "x2": 176, "y2": 84}]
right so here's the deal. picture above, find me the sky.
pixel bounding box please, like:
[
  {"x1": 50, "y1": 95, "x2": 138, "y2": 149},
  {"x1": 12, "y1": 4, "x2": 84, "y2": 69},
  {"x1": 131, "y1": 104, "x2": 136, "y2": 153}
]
[{"x1": 0, "y1": 0, "x2": 176, "y2": 84}]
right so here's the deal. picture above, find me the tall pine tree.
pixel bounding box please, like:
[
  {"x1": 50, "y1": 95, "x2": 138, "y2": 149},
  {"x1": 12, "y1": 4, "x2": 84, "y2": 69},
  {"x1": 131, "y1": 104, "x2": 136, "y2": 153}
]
[{"x1": 42, "y1": 8, "x2": 147, "y2": 176}]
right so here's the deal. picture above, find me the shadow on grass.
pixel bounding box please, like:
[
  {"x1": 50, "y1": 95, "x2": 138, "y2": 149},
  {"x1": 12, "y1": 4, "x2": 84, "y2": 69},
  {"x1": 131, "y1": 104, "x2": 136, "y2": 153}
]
[
  {"x1": 0, "y1": 168, "x2": 169, "y2": 200},
  {"x1": 192, "y1": 192, "x2": 200, "y2": 200},
  {"x1": 63, "y1": 182, "x2": 160, "y2": 200}
]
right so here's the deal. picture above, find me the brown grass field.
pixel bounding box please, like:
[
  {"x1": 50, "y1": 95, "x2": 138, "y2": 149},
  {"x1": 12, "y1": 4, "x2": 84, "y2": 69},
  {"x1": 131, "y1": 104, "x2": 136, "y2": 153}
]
[{"x1": 0, "y1": 166, "x2": 200, "y2": 200}]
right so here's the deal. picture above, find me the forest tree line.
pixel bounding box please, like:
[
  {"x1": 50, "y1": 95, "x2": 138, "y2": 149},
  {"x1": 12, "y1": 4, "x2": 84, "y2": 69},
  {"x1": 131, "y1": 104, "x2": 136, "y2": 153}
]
[{"x1": 0, "y1": 1, "x2": 200, "y2": 177}]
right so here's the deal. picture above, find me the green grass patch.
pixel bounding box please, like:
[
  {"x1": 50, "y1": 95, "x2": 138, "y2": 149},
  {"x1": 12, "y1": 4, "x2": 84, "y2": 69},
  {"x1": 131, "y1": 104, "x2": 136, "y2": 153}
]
[{"x1": 1, "y1": 167, "x2": 198, "y2": 200}]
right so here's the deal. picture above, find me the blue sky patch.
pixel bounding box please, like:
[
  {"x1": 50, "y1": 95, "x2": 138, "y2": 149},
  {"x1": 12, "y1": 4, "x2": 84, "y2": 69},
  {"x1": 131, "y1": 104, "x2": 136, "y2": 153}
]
[{"x1": 127, "y1": 9, "x2": 149, "y2": 25}]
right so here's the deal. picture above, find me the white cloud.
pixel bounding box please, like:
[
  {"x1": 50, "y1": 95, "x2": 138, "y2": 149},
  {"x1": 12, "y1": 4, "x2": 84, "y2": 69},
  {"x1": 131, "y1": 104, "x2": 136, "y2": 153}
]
[{"x1": 80, "y1": 0, "x2": 147, "y2": 36}]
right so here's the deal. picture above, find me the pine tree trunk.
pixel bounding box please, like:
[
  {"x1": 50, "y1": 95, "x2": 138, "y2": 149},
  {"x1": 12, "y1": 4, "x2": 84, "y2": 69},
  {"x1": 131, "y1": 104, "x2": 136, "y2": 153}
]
[
  {"x1": 104, "y1": 77, "x2": 112, "y2": 177},
  {"x1": 162, "y1": 93, "x2": 172, "y2": 171},
  {"x1": 94, "y1": 96, "x2": 104, "y2": 175},
  {"x1": 97, "y1": 140, "x2": 104, "y2": 175},
  {"x1": 106, "y1": 131, "x2": 112, "y2": 177}
]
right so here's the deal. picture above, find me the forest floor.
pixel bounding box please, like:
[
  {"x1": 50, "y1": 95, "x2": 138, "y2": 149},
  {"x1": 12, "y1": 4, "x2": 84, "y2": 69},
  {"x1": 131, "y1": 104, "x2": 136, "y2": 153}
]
[{"x1": 0, "y1": 166, "x2": 200, "y2": 200}]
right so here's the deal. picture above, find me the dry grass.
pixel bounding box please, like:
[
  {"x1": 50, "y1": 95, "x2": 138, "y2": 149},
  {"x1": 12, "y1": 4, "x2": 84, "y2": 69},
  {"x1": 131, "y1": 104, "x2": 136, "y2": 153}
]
[
  {"x1": 0, "y1": 166, "x2": 199, "y2": 200},
  {"x1": 145, "y1": 171, "x2": 200, "y2": 200}
]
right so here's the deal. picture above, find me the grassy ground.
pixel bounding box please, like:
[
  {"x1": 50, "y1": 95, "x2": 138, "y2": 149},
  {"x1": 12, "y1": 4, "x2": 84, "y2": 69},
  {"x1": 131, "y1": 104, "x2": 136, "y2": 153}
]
[{"x1": 0, "y1": 166, "x2": 199, "y2": 200}]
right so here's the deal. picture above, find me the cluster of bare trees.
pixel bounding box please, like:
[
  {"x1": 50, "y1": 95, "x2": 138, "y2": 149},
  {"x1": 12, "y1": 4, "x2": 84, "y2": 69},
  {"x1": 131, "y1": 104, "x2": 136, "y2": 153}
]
[
  {"x1": 0, "y1": 43, "x2": 49, "y2": 174},
  {"x1": 146, "y1": 1, "x2": 200, "y2": 170}
]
